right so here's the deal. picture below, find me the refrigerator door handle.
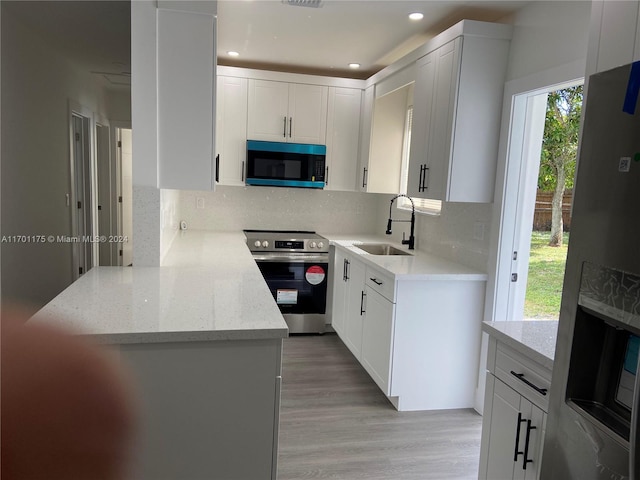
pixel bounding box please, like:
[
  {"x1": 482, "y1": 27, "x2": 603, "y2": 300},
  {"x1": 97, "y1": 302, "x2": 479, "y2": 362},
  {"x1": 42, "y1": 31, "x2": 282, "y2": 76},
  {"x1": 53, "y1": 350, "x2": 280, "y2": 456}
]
[{"x1": 629, "y1": 352, "x2": 640, "y2": 480}]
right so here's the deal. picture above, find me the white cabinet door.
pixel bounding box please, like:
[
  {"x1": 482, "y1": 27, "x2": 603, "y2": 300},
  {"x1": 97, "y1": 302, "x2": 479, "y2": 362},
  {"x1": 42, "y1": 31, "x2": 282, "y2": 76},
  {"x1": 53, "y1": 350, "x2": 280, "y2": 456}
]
[
  {"x1": 407, "y1": 50, "x2": 436, "y2": 199},
  {"x1": 216, "y1": 76, "x2": 248, "y2": 186},
  {"x1": 483, "y1": 377, "x2": 546, "y2": 480},
  {"x1": 247, "y1": 79, "x2": 289, "y2": 142},
  {"x1": 343, "y1": 257, "x2": 366, "y2": 359},
  {"x1": 331, "y1": 249, "x2": 348, "y2": 336},
  {"x1": 424, "y1": 38, "x2": 459, "y2": 200},
  {"x1": 484, "y1": 377, "x2": 523, "y2": 480},
  {"x1": 358, "y1": 85, "x2": 375, "y2": 192},
  {"x1": 288, "y1": 83, "x2": 328, "y2": 144},
  {"x1": 325, "y1": 87, "x2": 362, "y2": 191},
  {"x1": 361, "y1": 286, "x2": 394, "y2": 395},
  {"x1": 408, "y1": 33, "x2": 509, "y2": 202},
  {"x1": 157, "y1": 8, "x2": 216, "y2": 190},
  {"x1": 247, "y1": 80, "x2": 328, "y2": 144},
  {"x1": 407, "y1": 39, "x2": 459, "y2": 200}
]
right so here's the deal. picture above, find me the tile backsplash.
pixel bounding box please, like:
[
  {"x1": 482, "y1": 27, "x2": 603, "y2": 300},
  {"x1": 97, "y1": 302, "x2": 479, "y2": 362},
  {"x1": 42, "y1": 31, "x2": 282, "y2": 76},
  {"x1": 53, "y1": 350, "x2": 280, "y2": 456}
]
[
  {"x1": 174, "y1": 186, "x2": 491, "y2": 272},
  {"x1": 376, "y1": 195, "x2": 492, "y2": 272},
  {"x1": 179, "y1": 185, "x2": 380, "y2": 234}
]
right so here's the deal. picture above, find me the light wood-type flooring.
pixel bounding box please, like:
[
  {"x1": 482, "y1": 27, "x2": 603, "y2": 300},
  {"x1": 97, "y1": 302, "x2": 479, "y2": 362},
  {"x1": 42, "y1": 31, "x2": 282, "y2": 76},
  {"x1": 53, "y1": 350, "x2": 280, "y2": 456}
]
[{"x1": 277, "y1": 333, "x2": 483, "y2": 480}]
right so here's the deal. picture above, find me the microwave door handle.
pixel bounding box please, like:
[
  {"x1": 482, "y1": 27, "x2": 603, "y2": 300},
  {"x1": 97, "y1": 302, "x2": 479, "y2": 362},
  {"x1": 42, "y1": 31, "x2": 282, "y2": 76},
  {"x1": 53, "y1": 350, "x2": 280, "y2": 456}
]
[{"x1": 630, "y1": 352, "x2": 640, "y2": 480}]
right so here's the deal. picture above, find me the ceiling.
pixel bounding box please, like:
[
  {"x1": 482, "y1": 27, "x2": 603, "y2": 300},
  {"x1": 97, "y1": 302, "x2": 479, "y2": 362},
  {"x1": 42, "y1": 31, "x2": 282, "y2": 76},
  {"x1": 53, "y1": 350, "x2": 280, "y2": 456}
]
[{"x1": 3, "y1": 0, "x2": 529, "y2": 87}]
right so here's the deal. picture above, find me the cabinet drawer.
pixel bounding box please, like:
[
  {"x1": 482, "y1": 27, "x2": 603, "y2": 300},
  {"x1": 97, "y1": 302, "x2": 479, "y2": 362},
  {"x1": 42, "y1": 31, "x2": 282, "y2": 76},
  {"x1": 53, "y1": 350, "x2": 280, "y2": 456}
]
[
  {"x1": 365, "y1": 267, "x2": 395, "y2": 302},
  {"x1": 494, "y1": 342, "x2": 551, "y2": 412}
]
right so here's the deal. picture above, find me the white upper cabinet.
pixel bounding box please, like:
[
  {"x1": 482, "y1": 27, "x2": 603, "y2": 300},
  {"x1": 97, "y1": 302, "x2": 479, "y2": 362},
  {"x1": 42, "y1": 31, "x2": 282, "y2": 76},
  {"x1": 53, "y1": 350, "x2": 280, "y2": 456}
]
[
  {"x1": 247, "y1": 79, "x2": 328, "y2": 145},
  {"x1": 215, "y1": 76, "x2": 248, "y2": 186},
  {"x1": 156, "y1": 5, "x2": 216, "y2": 190},
  {"x1": 407, "y1": 31, "x2": 510, "y2": 202},
  {"x1": 325, "y1": 87, "x2": 362, "y2": 191},
  {"x1": 357, "y1": 85, "x2": 375, "y2": 192}
]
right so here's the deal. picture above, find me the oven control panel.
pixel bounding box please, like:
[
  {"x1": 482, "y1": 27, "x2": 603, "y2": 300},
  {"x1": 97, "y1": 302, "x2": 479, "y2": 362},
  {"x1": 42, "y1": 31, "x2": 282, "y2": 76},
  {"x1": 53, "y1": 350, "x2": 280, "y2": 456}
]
[
  {"x1": 244, "y1": 230, "x2": 329, "y2": 253},
  {"x1": 276, "y1": 240, "x2": 304, "y2": 250}
]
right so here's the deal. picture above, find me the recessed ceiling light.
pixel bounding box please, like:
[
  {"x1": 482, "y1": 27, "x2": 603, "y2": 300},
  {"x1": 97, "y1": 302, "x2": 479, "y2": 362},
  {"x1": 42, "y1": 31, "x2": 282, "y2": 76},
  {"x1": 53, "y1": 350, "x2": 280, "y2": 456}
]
[
  {"x1": 409, "y1": 12, "x2": 424, "y2": 20},
  {"x1": 348, "y1": 63, "x2": 360, "y2": 69},
  {"x1": 228, "y1": 51, "x2": 240, "y2": 57}
]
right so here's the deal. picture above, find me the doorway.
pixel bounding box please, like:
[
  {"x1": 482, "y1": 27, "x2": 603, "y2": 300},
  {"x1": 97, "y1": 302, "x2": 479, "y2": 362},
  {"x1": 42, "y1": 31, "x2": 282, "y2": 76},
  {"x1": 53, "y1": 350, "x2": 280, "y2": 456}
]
[
  {"x1": 71, "y1": 112, "x2": 94, "y2": 278},
  {"x1": 117, "y1": 127, "x2": 133, "y2": 267},
  {"x1": 493, "y1": 78, "x2": 583, "y2": 321}
]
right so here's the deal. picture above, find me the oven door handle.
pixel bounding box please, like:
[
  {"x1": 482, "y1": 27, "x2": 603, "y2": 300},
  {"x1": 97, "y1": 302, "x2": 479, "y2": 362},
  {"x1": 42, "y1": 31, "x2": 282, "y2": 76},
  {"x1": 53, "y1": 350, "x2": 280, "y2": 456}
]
[{"x1": 253, "y1": 255, "x2": 329, "y2": 263}]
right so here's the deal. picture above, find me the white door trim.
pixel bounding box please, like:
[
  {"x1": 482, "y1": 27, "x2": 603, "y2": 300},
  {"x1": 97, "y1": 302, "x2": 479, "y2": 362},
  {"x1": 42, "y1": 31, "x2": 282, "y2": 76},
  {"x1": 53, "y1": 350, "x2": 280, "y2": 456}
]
[
  {"x1": 475, "y1": 59, "x2": 586, "y2": 414},
  {"x1": 485, "y1": 59, "x2": 586, "y2": 326}
]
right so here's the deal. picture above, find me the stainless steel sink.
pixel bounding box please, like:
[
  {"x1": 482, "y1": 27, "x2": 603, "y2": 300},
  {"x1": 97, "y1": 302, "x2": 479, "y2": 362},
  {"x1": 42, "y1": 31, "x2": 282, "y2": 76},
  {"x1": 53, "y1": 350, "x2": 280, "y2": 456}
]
[{"x1": 356, "y1": 244, "x2": 412, "y2": 256}]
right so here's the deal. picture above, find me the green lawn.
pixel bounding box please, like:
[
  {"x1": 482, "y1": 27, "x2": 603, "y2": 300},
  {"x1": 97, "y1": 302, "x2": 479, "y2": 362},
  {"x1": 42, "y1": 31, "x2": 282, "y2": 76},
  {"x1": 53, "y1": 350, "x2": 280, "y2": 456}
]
[{"x1": 524, "y1": 231, "x2": 570, "y2": 320}]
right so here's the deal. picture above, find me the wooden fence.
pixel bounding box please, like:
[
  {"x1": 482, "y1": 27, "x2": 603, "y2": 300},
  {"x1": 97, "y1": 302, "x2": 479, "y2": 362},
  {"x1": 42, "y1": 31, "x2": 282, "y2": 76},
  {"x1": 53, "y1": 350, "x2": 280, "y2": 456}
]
[{"x1": 533, "y1": 190, "x2": 573, "y2": 231}]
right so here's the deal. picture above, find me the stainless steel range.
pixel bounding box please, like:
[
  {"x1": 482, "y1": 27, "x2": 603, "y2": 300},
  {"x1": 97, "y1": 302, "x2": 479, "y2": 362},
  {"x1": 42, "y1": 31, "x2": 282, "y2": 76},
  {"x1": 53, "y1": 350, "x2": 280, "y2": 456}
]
[{"x1": 244, "y1": 230, "x2": 329, "y2": 334}]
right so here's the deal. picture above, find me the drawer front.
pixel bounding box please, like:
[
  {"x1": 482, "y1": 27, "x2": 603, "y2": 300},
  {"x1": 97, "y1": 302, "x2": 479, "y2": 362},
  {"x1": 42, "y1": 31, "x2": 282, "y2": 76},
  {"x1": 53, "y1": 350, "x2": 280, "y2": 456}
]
[
  {"x1": 365, "y1": 267, "x2": 395, "y2": 302},
  {"x1": 495, "y1": 342, "x2": 551, "y2": 412}
]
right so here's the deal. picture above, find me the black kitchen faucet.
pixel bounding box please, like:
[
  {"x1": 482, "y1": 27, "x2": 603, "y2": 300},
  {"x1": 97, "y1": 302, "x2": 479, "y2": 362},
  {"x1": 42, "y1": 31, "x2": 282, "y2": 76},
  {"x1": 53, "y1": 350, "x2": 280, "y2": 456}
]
[{"x1": 386, "y1": 194, "x2": 415, "y2": 250}]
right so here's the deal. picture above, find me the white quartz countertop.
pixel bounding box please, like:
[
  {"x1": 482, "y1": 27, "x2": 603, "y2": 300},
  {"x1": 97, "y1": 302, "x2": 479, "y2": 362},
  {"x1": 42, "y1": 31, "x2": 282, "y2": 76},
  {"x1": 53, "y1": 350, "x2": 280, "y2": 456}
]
[
  {"x1": 31, "y1": 231, "x2": 288, "y2": 344},
  {"x1": 482, "y1": 320, "x2": 558, "y2": 370},
  {"x1": 322, "y1": 234, "x2": 487, "y2": 281}
]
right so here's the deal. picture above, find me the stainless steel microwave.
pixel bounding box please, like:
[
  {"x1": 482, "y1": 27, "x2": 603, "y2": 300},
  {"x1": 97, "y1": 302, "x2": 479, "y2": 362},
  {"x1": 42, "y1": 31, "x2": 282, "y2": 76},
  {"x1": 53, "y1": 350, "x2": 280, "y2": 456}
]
[{"x1": 246, "y1": 140, "x2": 326, "y2": 189}]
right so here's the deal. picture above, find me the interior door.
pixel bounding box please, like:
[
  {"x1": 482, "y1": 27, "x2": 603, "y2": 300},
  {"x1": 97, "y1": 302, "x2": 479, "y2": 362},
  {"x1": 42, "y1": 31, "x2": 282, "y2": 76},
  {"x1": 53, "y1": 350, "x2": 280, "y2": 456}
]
[
  {"x1": 72, "y1": 113, "x2": 93, "y2": 278},
  {"x1": 96, "y1": 121, "x2": 113, "y2": 266}
]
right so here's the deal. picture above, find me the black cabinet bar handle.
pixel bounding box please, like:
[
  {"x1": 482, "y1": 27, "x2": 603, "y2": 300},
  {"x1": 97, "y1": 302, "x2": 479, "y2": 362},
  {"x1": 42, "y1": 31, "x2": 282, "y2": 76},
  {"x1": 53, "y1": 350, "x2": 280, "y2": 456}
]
[
  {"x1": 215, "y1": 154, "x2": 219, "y2": 183},
  {"x1": 362, "y1": 167, "x2": 368, "y2": 188},
  {"x1": 510, "y1": 371, "x2": 548, "y2": 396},
  {"x1": 418, "y1": 165, "x2": 424, "y2": 192},
  {"x1": 370, "y1": 278, "x2": 383, "y2": 286},
  {"x1": 513, "y1": 412, "x2": 526, "y2": 461},
  {"x1": 345, "y1": 260, "x2": 350, "y2": 280},
  {"x1": 283, "y1": 116, "x2": 287, "y2": 137},
  {"x1": 343, "y1": 259, "x2": 347, "y2": 281},
  {"x1": 326, "y1": 166, "x2": 329, "y2": 185},
  {"x1": 522, "y1": 420, "x2": 537, "y2": 470},
  {"x1": 289, "y1": 117, "x2": 292, "y2": 137},
  {"x1": 241, "y1": 161, "x2": 245, "y2": 182},
  {"x1": 360, "y1": 291, "x2": 366, "y2": 315}
]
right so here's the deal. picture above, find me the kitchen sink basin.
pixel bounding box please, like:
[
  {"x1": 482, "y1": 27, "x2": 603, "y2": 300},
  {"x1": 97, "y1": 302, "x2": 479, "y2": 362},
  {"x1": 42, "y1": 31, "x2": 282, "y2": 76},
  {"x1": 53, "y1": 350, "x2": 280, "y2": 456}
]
[{"x1": 356, "y1": 244, "x2": 412, "y2": 256}]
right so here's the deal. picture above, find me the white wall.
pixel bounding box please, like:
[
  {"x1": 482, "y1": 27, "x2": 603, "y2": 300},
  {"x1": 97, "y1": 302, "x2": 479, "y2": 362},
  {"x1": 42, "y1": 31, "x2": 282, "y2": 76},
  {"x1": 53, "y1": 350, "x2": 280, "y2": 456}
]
[
  {"x1": 504, "y1": 1, "x2": 592, "y2": 82},
  {"x1": 0, "y1": 7, "x2": 115, "y2": 312},
  {"x1": 586, "y1": 0, "x2": 640, "y2": 76}
]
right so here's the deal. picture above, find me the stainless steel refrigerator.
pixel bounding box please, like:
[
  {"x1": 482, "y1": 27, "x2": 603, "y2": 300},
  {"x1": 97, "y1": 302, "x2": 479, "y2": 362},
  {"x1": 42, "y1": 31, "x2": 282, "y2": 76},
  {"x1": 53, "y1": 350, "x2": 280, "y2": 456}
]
[{"x1": 542, "y1": 61, "x2": 640, "y2": 479}]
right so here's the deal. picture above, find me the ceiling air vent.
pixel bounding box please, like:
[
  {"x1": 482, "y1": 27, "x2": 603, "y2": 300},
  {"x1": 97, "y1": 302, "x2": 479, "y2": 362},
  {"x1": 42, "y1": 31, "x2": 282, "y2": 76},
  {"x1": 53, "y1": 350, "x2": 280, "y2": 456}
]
[{"x1": 282, "y1": 0, "x2": 324, "y2": 8}]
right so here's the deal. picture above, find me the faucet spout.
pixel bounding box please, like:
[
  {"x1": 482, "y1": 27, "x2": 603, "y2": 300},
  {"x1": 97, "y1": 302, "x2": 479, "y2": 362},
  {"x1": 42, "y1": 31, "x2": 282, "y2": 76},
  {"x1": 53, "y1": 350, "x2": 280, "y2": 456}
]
[{"x1": 386, "y1": 194, "x2": 416, "y2": 250}]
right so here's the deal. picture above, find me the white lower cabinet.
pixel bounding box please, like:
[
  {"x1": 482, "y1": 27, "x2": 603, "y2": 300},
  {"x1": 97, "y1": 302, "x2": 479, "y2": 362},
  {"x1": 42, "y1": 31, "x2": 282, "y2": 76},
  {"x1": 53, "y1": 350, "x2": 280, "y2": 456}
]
[
  {"x1": 342, "y1": 256, "x2": 367, "y2": 359},
  {"x1": 331, "y1": 245, "x2": 486, "y2": 411},
  {"x1": 480, "y1": 338, "x2": 551, "y2": 480},
  {"x1": 361, "y1": 283, "x2": 394, "y2": 395}
]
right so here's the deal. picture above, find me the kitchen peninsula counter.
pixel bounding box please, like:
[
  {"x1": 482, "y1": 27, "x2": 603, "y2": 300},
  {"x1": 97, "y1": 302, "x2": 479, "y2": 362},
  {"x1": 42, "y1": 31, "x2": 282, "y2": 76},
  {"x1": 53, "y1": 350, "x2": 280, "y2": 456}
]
[
  {"x1": 31, "y1": 231, "x2": 288, "y2": 343},
  {"x1": 482, "y1": 320, "x2": 558, "y2": 370},
  {"x1": 323, "y1": 233, "x2": 487, "y2": 281},
  {"x1": 30, "y1": 230, "x2": 286, "y2": 480}
]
